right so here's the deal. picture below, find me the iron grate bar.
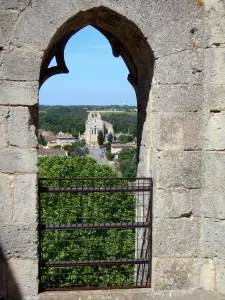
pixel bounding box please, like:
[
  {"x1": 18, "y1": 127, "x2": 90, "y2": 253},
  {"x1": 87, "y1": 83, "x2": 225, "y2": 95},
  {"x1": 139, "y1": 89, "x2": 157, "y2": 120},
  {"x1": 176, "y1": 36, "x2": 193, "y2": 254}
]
[
  {"x1": 40, "y1": 222, "x2": 150, "y2": 230},
  {"x1": 39, "y1": 186, "x2": 151, "y2": 193},
  {"x1": 42, "y1": 259, "x2": 149, "y2": 267}
]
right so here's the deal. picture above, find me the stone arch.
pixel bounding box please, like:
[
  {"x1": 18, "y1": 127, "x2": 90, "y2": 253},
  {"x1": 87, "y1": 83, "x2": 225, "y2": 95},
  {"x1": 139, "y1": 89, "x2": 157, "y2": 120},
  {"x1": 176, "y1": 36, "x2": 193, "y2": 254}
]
[{"x1": 39, "y1": 6, "x2": 154, "y2": 165}]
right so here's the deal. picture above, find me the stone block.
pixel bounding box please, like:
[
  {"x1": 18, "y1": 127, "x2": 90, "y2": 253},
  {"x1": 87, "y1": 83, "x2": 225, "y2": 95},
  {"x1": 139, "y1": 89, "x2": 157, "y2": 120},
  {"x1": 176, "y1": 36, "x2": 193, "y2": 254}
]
[
  {"x1": 0, "y1": 173, "x2": 12, "y2": 223},
  {"x1": 184, "y1": 113, "x2": 203, "y2": 150},
  {"x1": 202, "y1": 152, "x2": 225, "y2": 189},
  {"x1": 154, "y1": 50, "x2": 204, "y2": 85},
  {"x1": 149, "y1": 17, "x2": 206, "y2": 58},
  {"x1": 215, "y1": 258, "x2": 225, "y2": 294},
  {"x1": 13, "y1": 174, "x2": 37, "y2": 224},
  {"x1": 0, "y1": 148, "x2": 37, "y2": 174},
  {"x1": 150, "y1": 84, "x2": 204, "y2": 113},
  {"x1": 153, "y1": 218, "x2": 198, "y2": 258},
  {"x1": 0, "y1": 81, "x2": 38, "y2": 106},
  {"x1": 199, "y1": 259, "x2": 216, "y2": 292},
  {"x1": 7, "y1": 258, "x2": 38, "y2": 299},
  {"x1": 200, "y1": 189, "x2": 225, "y2": 219},
  {"x1": 204, "y1": 48, "x2": 225, "y2": 85},
  {"x1": 153, "y1": 112, "x2": 202, "y2": 150},
  {"x1": 0, "y1": 48, "x2": 42, "y2": 81},
  {"x1": 0, "y1": 106, "x2": 9, "y2": 148},
  {"x1": 153, "y1": 258, "x2": 198, "y2": 290},
  {"x1": 9, "y1": 107, "x2": 37, "y2": 149},
  {"x1": 204, "y1": 84, "x2": 225, "y2": 111},
  {"x1": 200, "y1": 218, "x2": 225, "y2": 260},
  {"x1": 154, "y1": 188, "x2": 200, "y2": 219},
  {"x1": 203, "y1": 112, "x2": 225, "y2": 150},
  {"x1": 0, "y1": 11, "x2": 18, "y2": 47},
  {"x1": 12, "y1": 0, "x2": 78, "y2": 50},
  {"x1": 154, "y1": 113, "x2": 184, "y2": 150},
  {"x1": 157, "y1": 151, "x2": 202, "y2": 189},
  {"x1": 0, "y1": 0, "x2": 30, "y2": 10},
  {"x1": 0, "y1": 225, "x2": 37, "y2": 259}
]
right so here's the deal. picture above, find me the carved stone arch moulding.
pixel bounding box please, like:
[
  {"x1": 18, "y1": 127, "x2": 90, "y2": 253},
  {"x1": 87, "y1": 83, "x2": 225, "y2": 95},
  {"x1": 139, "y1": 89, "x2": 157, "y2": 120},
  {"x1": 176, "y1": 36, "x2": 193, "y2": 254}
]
[{"x1": 39, "y1": 6, "x2": 154, "y2": 90}]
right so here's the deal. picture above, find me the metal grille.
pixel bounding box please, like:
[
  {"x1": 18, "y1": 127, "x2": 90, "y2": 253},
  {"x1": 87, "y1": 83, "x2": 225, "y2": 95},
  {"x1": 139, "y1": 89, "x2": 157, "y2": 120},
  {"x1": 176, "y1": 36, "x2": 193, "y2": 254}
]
[{"x1": 38, "y1": 177, "x2": 152, "y2": 291}]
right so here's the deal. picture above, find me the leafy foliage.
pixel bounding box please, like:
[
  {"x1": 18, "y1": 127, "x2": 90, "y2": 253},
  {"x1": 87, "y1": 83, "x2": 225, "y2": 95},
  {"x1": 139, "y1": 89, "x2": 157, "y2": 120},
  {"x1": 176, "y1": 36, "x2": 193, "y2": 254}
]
[
  {"x1": 107, "y1": 132, "x2": 113, "y2": 143},
  {"x1": 118, "y1": 148, "x2": 137, "y2": 178},
  {"x1": 97, "y1": 130, "x2": 104, "y2": 146},
  {"x1": 39, "y1": 156, "x2": 135, "y2": 288},
  {"x1": 117, "y1": 135, "x2": 134, "y2": 143},
  {"x1": 38, "y1": 133, "x2": 47, "y2": 146}
]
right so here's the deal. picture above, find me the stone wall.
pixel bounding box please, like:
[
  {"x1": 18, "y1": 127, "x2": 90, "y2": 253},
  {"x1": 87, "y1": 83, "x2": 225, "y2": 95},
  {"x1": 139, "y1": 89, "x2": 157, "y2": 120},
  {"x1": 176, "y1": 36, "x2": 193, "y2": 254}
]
[{"x1": 0, "y1": 0, "x2": 225, "y2": 299}]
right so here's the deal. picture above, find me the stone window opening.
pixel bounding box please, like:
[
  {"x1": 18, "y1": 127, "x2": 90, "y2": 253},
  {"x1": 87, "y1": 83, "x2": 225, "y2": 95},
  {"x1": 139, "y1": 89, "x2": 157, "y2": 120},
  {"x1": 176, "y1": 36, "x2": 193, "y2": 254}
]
[{"x1": 38, "y1": 5, "x2": 154, "y2": 292}]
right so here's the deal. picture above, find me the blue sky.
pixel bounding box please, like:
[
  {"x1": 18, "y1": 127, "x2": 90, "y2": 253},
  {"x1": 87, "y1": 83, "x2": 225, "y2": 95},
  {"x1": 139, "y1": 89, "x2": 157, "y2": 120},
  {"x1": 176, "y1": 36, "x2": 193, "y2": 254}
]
[{"x1": 39, "y1": 26, "x2": 136, "y2": 106}]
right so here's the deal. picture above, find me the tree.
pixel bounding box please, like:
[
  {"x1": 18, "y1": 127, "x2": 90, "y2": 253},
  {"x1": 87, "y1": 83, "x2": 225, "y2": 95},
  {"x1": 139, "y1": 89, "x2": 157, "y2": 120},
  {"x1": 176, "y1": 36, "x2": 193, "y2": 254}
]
[
  {"x1": 118, "y1": 134, "x2": 134, "y2": 143},
  {"x1": 39, "y1": 156, "x2": 135, "y2": 288},
  {"x1": 97, "y1": 130, "x2": 104, "y2": 146},
  {"x1": 38, "y1": 133, "x2": 47, "y2": 146},
  {"x1": 107, "y1": 132, "x2": 113, "y2": 143},
  {"x1": 118, "y1": 148, "x2": 137, "y2": 178}
]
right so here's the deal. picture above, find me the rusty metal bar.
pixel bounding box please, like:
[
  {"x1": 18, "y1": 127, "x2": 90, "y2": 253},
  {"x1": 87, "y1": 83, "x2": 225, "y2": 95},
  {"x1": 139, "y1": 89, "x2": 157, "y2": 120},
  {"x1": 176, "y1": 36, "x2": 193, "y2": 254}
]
[
  {"x1": 42, "y1": 259, "x2": 149, "y2": 267},
  {"x1": 40, "y1": 222, "x2": 150, "y2": 230},
  {"x1": 39, "y1": 186, "x2": 151, "y2": 193}
]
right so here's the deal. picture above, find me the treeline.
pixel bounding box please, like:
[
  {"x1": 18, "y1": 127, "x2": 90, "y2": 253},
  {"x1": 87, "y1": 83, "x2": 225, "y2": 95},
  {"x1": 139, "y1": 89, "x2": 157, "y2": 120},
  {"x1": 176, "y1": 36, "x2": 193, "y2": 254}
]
[{"x1": 39, "y1": 105, "x2": 137, "y2": 137}]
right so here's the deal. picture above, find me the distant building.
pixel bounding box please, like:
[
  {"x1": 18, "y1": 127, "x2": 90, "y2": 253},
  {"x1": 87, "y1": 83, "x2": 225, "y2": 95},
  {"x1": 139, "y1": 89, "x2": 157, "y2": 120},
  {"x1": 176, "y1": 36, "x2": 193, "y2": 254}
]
[
  {"x1": 43, "y1": 132, "x2": 77, "y2": 148},
  {"x1": 111, "y1": 143, "x2": 136, "y2": 159},
  {"x1": 84, "y1": 112, "x2": 114, "y2": 145},
  {"x1": 38, "y1": 148, "x2": 67, "y2": 157}
]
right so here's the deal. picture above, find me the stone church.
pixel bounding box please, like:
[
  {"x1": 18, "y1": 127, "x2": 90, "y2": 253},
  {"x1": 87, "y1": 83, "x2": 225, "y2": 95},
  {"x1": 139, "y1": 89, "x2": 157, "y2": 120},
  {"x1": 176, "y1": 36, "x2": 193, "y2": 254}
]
[{"x1": 84, "y1": 112, "x2": 114, "y2": 145}]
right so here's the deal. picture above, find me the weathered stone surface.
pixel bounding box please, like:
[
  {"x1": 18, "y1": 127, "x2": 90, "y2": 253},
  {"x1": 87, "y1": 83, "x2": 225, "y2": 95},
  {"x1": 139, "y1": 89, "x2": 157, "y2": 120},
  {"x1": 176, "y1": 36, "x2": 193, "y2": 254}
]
[
  {"x1": 202, "y1": 152, "x2": 225, "y2": 189},
  {"x1": 203, "y1": 112, "x2": 225, "y2": 150},
  {"x1": 0, "y1": 80, "x2": 38, "y2": 105},
  {"x1": 153, "y1": 218, "x2": 198, "y2": 258},
  {"x1": 154, "y1": 188, "x2": 200, "y2": 219},
  {"x1": 0, "y1": 106, "x2": 9, "y2": 148},
  {"x1": 154, "y1": 50, "x2": 204, "y2": 85},
  {"x1": 204, "y1": 48, "x2": 225, "y2": 85},
  {"x1": 154, "y1": 113, "x2": 184, "y2": 150},
  {"x1": 200, "y1": 189, "x2": 225, "y2": 220},
  {"x1": 153, "y1": 112, "x2": 202, "y2": 150},
  {"x1": 153, "y1": 258, "x2": 198, "y2": 290},
  {"x1": 150, "y1": 84, "x2": 204, "y2": 113},
  {"x1": 9, "y1": 106, "x2": 37, "y2": 148},
  {"x1": 204, "y1": 84, "x2": 225, "y2": 111},
  {"x1": 215, "y1": 258, "x2": 225, "y2": 295},
  {"x1": 200, "y1": 218, "x2": 225, "y2": 259},
  {"x1": 0, "y1": 173, "x2": 12, "y2": 223},
  {"x1": 0, "y1": 48, "x2": 42, "y2": 80},
  {"x1": 38, "y1": 288, "x2": 204, "y2": 300},
  {"x1": 0, "y1": 225, "x2": 37, "y2": 259},
  {"x1": 0, "y1": 11, "x2": 18, "y2": 47},
  {"x1": 13, "y1": 174, "x2": 37, "y2": 224},
  {"x1": 12, "y1": 0, "x2": 78, "y2": 50},
  {"x1": 7, "y1": 258, "x2": 38, "y2": 299},
  {"x1": 199, "y1": 259, "x2": 216, "y2": 292},
  {"x1": 0, "y1": 0, "x2": 30, "y2": 10},
  {"x1": 184, "y1": 113, "x2": 202, "y2": 150},
  {"x1": 157, "y1": 151, "x2": 202, "y2": 189},
  {"x1": 148, "y1": 17, "x2": 206, "y2": 57},
  {"x1": 0, "y1": 148, "x2": 37, "y2": 173}
]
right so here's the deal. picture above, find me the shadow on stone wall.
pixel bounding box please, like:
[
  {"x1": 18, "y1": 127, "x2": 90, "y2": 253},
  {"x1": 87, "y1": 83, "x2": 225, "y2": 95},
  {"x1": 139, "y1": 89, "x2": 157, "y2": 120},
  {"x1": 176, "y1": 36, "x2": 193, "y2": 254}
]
[{"x1": 0, "y1": 247, "x2": 22, "y2": 300}]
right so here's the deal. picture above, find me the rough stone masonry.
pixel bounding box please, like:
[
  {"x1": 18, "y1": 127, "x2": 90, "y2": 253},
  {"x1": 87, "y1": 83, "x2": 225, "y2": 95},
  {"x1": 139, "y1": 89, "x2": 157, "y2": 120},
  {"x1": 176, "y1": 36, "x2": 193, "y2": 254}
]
[{"x1": 0, "y1": 0, "x2": 225, "y2": 299}]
